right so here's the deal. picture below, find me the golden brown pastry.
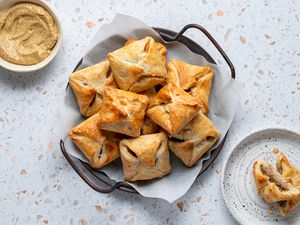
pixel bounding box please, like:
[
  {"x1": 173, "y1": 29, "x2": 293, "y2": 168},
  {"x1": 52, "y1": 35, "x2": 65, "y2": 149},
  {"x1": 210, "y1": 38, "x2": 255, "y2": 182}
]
[
  {"x1": 108, "y1": 37, "x2": 167, "y2": 93},
  {"x1": 69, "y1": 113, "x2": 121, "y2": 169},
  {"x1": 140, "y1": 87, "x2": 157, "y2": 100},
  {"x1": 69, "y1": 60, "x2": 118, "y2": 117},
  {"x1": 119, "y1": 132, "x2": 171, "y2": 181},
  {"x1": 146, "y1": 82, "x2": 202, "y2": 135},
  {"x1": 124, "y1": 38, "x2": 167, "y2": 66},
  {"x1": 277, "y1": 153, "x2": 300, "y2": 185},
  {"x1": 253, "y1": 160, "x2": 300, "y2": 203},
  {"x1": 276, "y1": 153, "x2": 300, "y2": 216},
  {"x1": 140, "y1": 87, "x2": 159, "y2": 135},
  {"x1": 97, "y1": 87, "x2": 149, "y2": 137},
  {"x1": 167, "y1": 59, "x2": 213, "y2": 114},
  {"x1": 168, "y1": 112, "x2": 219, "y2": 167},
  {"x1": 141, "y1": 116, "x2": 159, "y2": 135}
]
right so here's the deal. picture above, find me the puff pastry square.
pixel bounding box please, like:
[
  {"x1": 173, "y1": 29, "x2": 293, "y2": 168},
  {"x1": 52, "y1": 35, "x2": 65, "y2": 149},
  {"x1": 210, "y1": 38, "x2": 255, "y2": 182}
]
[
  {"x1": 69, "y1": 113, "x2": 121, "y2": 169},
  {"x1": 167, "y1": 59, "x2": 213, "y2": 114},
  {"x1": 69, "y1": 60, "x2": 118, "y2": 117},
  {"x1": 146, "y1": 82, "x2": 202, "y2": 135},
  {"x1": 124, "y1": 38, "x2": 167, "y2": 66},
  {"x1": 120, "y1": 132, "x2": 171, "y2": 181},
  {"x1": 97, "y1": 87, "x2": 149, "y2": 137},
  {"x1": 108, "y1": 37, "x2": 167, "y2": 93},
  {"x1": 253, "y1": 160, "x2": 300, "y2": 203},
  {"x1": 276, "y1": 153, "x2": 300, "y2": 216},
  {"x1": 168, "y1": 112, "x2": 219, "y2": 167}
]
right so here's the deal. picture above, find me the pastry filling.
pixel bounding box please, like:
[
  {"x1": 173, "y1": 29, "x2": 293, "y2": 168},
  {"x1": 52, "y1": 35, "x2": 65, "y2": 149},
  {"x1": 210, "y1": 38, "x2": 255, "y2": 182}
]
[
  {"x1": 206, "y1": 136, "x2": 216, "y2": 142},
  {"x1": 168, "y1": 137, "x2": 184, "y2": 142},
  {"x1": 89, "y1": 94, "x2": 97, "y2": 107},
  {"x1": 278, "y1": 201, "x2": 288, "y2": 207},
  {"x1": 260, "y1": 164, "x2": 289, "y2": 191},
  {"x1": 106, "y1": 67, "x2": 112, "y2": 78},
  {"x1": 127, "y1": 148, "x2": 138, "y2": 158},
  {"x1": 97, "y1": 147, "x2": 103, "y2": 159}
]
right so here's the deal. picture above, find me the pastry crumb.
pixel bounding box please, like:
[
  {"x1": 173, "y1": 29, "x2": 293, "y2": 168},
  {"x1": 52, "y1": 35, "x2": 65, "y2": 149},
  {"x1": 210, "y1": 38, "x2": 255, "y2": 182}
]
[
  {"x1": 272, "y1": 147, "x2": 279, "y2": 154},
  {"x1": 177, "y1": 202, "x2": 184, "y2": 212}
]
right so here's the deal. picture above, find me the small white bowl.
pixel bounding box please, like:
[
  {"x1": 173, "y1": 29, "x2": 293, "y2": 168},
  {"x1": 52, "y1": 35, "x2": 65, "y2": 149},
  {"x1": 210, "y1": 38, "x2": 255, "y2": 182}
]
[{"x1": 0, "y1": 0, "x2": 62, "y2": 72}]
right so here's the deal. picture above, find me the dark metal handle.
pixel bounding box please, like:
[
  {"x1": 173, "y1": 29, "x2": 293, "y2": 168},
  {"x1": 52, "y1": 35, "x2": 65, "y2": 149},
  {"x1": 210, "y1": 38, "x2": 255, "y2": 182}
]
[
  {"x1": 158, "y1": 24, "x2": 236, "y2": 79},
  {"x1": 60, "y1": 140, "x2": 137, "y2": 194}
]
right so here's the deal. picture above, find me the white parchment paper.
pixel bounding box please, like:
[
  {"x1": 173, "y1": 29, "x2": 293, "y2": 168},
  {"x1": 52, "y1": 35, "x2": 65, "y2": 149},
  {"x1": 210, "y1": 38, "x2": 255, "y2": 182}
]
[{"x1": 55, "y1": 14, "x2": 242, "y2": 203}]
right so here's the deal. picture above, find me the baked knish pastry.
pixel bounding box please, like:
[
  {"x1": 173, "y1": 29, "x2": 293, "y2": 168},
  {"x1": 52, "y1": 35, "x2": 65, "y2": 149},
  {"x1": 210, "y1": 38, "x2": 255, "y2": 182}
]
[
  {"x1": 277, "y1": 153, "x2": 300, "y2": 185},
  {"x1": 253, "y1": 160, "x2": 300, "y2": 203},
  {"x1": 168, "y1": 112, "x2": 219, "y2": 167},
  {"x1": 69, "y1": 113, "x2": 121, "y2": 169},
  {"x1": 69, "y1": 60, "x2": 117, "y2": 117},
  {"x1": 276, "y1": 153, "x2": 300, "y2": 216},
  {"x1": 108, "y1": 37, "x2": 167, "y2": 93},
  {"x1": 140, "y1": 87, "x2": 159, "y2": 134},
  {"x1": 167, "y1": 59, "x2": 213, "y2": 114},
  {"x1": 140, "y1": 87, "x2": 157, "y2": 100},
  {"x1": 119, "y1": 132, "x2": 171, "y2": 181},
  {"x1": 97, "y1": 87, "x2": 149, "y2": 137},
  {"x1": 141, "y1": 116, "x2": 159, "y2": 135},
  {"x1": 124, "y1": 38, "x2": 167, "y2": 66},
  {"x1": 146, "y1": 82, "x2": 202, "y2": 135}
]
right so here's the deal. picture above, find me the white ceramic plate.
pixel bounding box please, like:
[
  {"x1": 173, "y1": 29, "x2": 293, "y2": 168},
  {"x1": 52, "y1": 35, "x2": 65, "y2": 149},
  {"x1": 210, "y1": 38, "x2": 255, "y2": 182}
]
[{"x1": 221, "y1": 128, "x2": 300, "y2": 225}]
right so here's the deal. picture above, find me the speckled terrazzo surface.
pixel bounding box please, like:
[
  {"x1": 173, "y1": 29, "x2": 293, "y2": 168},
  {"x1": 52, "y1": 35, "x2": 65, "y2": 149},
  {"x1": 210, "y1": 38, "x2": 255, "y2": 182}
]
[{"x1": 0, "y1": 0, "x2": 299, "y2": 224}]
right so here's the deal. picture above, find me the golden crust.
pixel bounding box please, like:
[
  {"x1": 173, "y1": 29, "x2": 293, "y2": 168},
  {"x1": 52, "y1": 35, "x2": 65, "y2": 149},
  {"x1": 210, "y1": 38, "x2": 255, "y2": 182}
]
[
  {"x1": 69, "y1": 60, "x2": 118, "y2": 117},
  {"x1": 141, "y1": 116, "x2": 159, "y2": 135},
  {"x1": 253, "y1": 160, "x2": 300, "y2": 203},
  {"x1": 97, "y1": 87, "x2": 149, "y2": 137},
  {"x1": 108, "y1": 37, "x2": 167, "y2": 93},
  {"x1": 167, "y1": 59, "x2": 213, "y2": 114},
  {"x1": 119, "y1": 132, "x2": 171, "y2": 181},
  {"x1": 69, "y1": 113, "x2": 121, "y2": 169},
  {"x1": 277, "y1": 153, "x2": 300, "y2": 185},
  {"x1": 168, "y1": 112, "x2": 219, "y2": 167},
  {"x1": 140, "y1": 87, "x2": 157, "y2": 100},
  {"x1": 276, "y1": 153, "x2": 300, "y2": 216},
  {"x1": 124, "y1": 38, "x2": 167, "y2": 66},
  {"x1": 146, "y1": 82, "x2": 202, "y2": 135},
  {"x1": 140, "y1": 87, "x2": 159, "y2": 135}
]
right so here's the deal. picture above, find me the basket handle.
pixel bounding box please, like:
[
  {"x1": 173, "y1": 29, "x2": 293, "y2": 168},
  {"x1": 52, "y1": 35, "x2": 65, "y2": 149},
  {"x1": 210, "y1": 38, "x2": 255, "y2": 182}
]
[
  {"x1": 60, "y1": 140, "x2": 137, "y2": 194},
  {"x1": 158, "y1": 24, "x2": 235, "y2": 79}
]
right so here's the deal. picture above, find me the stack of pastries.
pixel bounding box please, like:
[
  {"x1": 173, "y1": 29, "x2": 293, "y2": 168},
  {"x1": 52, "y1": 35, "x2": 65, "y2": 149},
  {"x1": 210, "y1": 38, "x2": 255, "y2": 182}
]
[
  {"x1": 68, "y1": 36, "x2": 220, "y2": 182},
  {"x1": 253, "y1": 153, "x2": 300, "y2": 216}
]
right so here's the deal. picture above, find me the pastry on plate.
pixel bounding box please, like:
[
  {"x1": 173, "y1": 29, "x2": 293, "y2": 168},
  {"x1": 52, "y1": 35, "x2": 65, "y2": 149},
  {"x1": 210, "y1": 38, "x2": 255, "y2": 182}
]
[
  {"x1": 146, "y1": 82, "x2": 202, "y2": 135},
  {"x1": 108, "y1": 37, "x2": 167, "y2": 93},
  {"x1": 167, "y1": 59, "x2": 213, "y2": 114},
  {"x1": 168, "y1": 111, "x2": 219, "y2": 167},
  {"x1": 124, "y1": 38, "x2": 167, "y2": 66},
  {"x1": 69, "y1": 60, "x2": 117, "y2": 117},
  {"x1": 97, "y1": 87, "x2": 149, "y2": 137},
  {"x1": 69, "y1": 113, "x2": 121, "y2": 169},
  {"x1": 253, "y1": 160, "x2": 300, "y2": 203},
  {"x1": 119, "y1": 132, "x2": 171, "y2": 181},
  {"x1": 276, "y1": 153, "x2": 300, "y2": 216}
]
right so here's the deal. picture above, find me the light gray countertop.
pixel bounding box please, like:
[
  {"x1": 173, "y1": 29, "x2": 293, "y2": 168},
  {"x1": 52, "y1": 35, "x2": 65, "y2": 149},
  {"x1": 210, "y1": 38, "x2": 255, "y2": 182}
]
[{"x1": 0, "y1": 0, "x2": 299, "y2": 224}]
